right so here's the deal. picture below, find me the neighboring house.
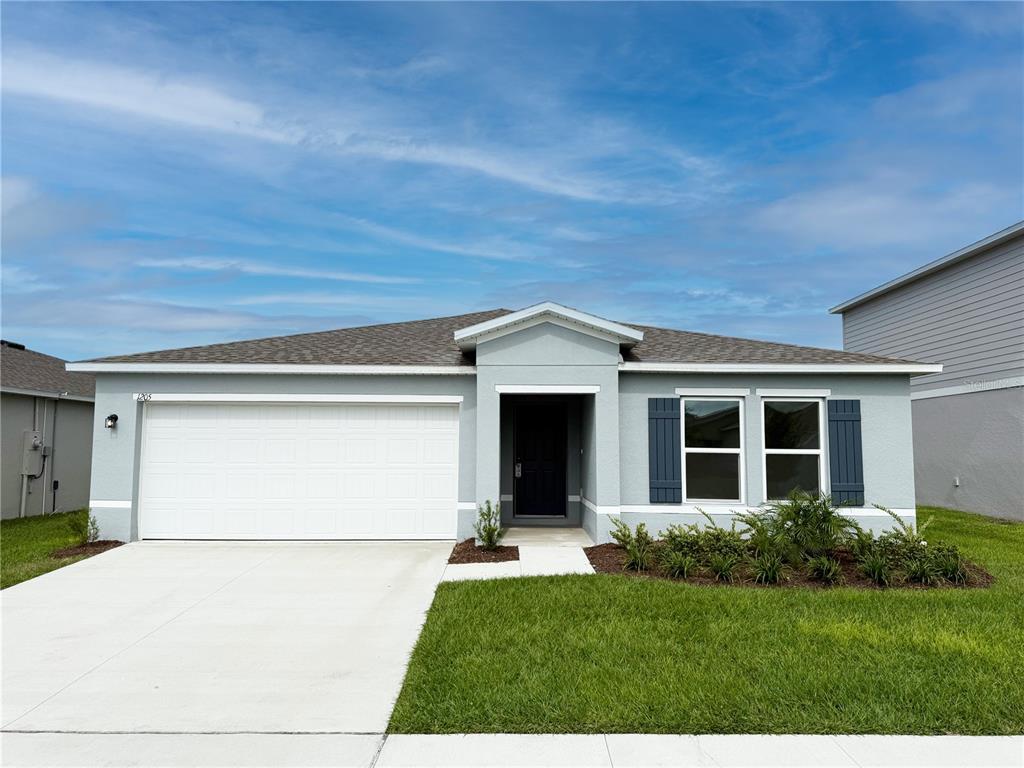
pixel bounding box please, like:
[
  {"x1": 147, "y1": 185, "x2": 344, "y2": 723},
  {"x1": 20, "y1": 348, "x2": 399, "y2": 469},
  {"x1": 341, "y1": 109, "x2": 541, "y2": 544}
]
[
  {"x1": 67, "y1": 302, "x2": 940, "y2": 544},
  {"x1": 1, "y1": 340, "x2": 96, "y2": 519},
  {"x1": 831, "y1": 223, "x2": 1024, "y2": 521}
]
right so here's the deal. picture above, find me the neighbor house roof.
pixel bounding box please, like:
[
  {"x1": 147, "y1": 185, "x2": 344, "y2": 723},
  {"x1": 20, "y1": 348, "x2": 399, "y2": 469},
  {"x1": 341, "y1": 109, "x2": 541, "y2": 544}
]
[
  {"x1": 68, "y1": 306, "x2": 936, "y2": 373},
  {"x1": 1, "y1": 341, "x2": 96, "y2": 400},
  {"x1": 829, "y1": 220, "x2": 1024, "y2": 315}
]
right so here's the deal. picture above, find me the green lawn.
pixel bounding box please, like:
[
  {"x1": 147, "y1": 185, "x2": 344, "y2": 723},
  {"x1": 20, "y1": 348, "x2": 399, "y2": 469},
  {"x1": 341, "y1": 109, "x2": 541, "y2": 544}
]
[
  {"x1": 390, "y1": 507, "x2": 1024, "y2": 735},
  {"x1": 1, "y1": 509, "x2": 92, "y2": 589}
]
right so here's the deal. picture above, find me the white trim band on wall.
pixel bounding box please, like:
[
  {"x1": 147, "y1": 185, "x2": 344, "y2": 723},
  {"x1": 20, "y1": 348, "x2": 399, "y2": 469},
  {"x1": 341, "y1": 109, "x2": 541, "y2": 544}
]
[
  {"x1": 457, "y1": 502, "x2": 478, "y2": 511},
  {"x1": 617, "y1": 504, "x2": 915, "y2": 518},
  {"x1": 675, "y1": 387, "x2": 750, "y2": 397},
  {"x1": 581, "y1": 497, "x2": 621, "y2": 514},
  {"x1": 756, "y1": 388, "x2": 831, "y2": 398},
  {"x1": 90, "y1": 500, "x2": 132, "y2": 509},
  {"x1": 132, "y1": 393, "x2": 464, "y2": 404},
  {"x1": 69, "y1": 363, "x2": 476, "y2": 375},
  {"x1": 494, "y1": 384, "x2": 601, "y2": 394},
  {"x1": 911, "y1": 376, "x2": 1024, "y2": 401}
]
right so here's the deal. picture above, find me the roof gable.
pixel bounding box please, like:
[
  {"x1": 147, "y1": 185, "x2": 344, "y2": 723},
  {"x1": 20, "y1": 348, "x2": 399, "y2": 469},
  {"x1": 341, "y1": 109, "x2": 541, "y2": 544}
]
[{"x1": 454, "y1": 302, "x2": 643, "y2": 351}]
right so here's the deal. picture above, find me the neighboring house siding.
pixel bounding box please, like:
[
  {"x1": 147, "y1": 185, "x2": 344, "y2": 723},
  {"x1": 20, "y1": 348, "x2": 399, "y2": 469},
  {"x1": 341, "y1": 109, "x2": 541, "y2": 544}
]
[
  {"x1": 841, "y1": 235, "x2": 1024, "y2": 394},
  {"x1": 1, "y1": 393, "x2": 93, "y2": 519},
  {"x1": 838, "y1": 232, "x2": 1024, "y2": 520}
]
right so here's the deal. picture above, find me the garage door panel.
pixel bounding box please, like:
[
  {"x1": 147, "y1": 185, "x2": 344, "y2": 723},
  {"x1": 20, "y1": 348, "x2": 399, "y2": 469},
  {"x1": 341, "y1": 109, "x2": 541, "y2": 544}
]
[{"x1": 140, "y1": 403, "x2": 458, "y2": 539}]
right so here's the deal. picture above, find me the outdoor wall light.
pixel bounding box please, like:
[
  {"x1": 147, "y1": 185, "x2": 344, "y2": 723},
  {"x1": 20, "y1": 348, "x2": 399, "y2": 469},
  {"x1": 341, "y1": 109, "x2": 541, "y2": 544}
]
[{"x1": 104, "y1": 414, "x2": 119, "y2": 429}]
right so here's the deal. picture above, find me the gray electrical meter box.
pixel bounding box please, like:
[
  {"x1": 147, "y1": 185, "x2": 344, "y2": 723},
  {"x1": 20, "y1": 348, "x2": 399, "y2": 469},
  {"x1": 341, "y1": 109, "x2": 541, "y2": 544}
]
[{"x1": 22, "y1": 430, "x2": 43, "y2": 476}]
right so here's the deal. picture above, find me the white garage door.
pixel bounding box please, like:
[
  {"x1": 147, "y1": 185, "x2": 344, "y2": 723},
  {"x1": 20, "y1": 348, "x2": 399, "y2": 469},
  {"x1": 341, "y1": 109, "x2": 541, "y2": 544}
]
[{"x1": 139, "y1": 402, "x2": 459, "y2": 539}]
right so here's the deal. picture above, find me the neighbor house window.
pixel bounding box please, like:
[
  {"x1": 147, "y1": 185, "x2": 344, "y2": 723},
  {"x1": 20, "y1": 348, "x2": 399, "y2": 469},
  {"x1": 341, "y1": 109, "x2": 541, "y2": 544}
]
[
  {"x1": 762, "y1": 399, "x2": 825, "y2": 500},
  {"x1": 682, "y1": 398, "x2": 744, "y2": 502}
]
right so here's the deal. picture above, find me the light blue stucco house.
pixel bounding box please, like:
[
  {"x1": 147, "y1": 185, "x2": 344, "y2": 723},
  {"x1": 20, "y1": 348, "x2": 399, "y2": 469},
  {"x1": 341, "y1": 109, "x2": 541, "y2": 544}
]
[{"x1": 68, "y1": 302, "x2": 940, "y2": 544}]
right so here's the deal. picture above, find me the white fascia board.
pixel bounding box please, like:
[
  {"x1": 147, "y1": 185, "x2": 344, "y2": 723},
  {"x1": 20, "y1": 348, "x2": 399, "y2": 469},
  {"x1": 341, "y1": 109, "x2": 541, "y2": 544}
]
[
  {"x1": 495, "y1": 384, "x2": 600, "y2": 394},
  {"x1": 0, "y1": 386, "x2": 95, "y2": 402},
  {"x1": 67, "y1": 363, "x2": 476, "y2": 375},
  {"x1": 756, "y1": 388, "x2": 831, "y2": 398},
  {"x1": 674, "y1": 387, "x2": 750, "y2": 397},
  {"x1": 134, "y1": 393, "x2": 464, "y2": 404},
  {"x1": 620, "y1": 362, "x2": 943, "y2": 375},
  {"x1": 454, "y1": 302, "x2": 643, "y2": 349}
]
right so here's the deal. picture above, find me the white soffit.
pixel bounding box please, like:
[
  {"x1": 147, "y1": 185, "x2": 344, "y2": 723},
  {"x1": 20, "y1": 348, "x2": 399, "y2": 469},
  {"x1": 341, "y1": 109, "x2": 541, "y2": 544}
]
[{"x1": 453, "y1": 301, "x2": 643, "y2": 351}]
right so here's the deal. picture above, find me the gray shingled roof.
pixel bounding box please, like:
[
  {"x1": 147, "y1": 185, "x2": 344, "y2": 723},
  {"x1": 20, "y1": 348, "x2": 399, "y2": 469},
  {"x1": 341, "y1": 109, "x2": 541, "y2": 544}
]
[
  {"x1": 80, "y1": 308, "x2": 918, "y2": 367},
  {"x1": 1, "y1": 342, "x2": 96, "y2": 398}
]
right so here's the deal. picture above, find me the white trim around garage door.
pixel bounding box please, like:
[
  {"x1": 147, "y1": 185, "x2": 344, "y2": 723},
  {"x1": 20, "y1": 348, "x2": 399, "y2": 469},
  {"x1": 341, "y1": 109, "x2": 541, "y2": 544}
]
[
  {"x1": 494, "y1": 385, "x2": 601, "y2": 394},
  {"x1": 132, "y1": 393, "x2": 464, "y2": 404}
]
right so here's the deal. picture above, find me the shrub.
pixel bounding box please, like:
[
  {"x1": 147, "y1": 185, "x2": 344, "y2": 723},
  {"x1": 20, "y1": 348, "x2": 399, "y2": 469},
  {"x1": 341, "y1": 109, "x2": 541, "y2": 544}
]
[
  {"x1": 695, "y1": 511, "x2": 747, "y2": 563},
  {"x1": 765, "y1": 492, "x2": 856, "y2": 558},
  {"x1": 751, "y1": 552, "x2": 785, "y2": 585},
  {"x1": 610, "y1": 517, "x2": 634, "y2": 548},
  {"x1": 859, "y1": 548, "x2": 892, "y2": 587},
  {"x1": 623, "y1": 523, "x2": 654, "y2": 571},
  {"x1": 708, "y1": 552, "x2": 741, "y2": 582},
  {"x1": 660, "y1": 549, "x2": 698, "y2": 579},
  {"x1": 68, "y1": 512, "x2": 99, "y2": 545},
  {"x1": 474, "y1": 500, "x2": 504, "y2": 550},
  {"x1": 736, "y1": 509, "x2": 793, "y2": 562},
  {"x1": 930, "y1": 544, "x2": 968, "y2": 585},
  {"x1": 906, "y1": 555, "x2": 940, "y2": 586},
  {"x1": 660, "y1": 523, "x2": 701, "y2": 558},
  {"x1": 806, "y1": 555, "x2": 843, "y2": 585},
  {"x1": 875, "y1": 505, "x2": 933, "y2": 567},
  {"x1": 848, "y1": 525, "x2": 877, "y2": 560}
]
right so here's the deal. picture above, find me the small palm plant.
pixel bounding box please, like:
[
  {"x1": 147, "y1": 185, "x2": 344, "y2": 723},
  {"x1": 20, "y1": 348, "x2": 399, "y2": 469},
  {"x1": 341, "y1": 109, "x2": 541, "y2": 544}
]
[{"x1": 474, "y1": 500, "x2": 504, "y2": 550}]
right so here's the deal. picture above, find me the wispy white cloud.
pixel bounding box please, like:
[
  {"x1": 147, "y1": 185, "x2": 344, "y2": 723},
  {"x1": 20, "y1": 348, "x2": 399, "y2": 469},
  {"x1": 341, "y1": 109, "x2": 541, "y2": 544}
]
[
  {"x1": 137, "y1": 256, "x2": 418, "y2": 284},
  {"x1": 332, "y1": 214, "x2": 533, "y2": 261},
  {"x1": 3, "y1": 48, "x2": 298, "y2": 143}
]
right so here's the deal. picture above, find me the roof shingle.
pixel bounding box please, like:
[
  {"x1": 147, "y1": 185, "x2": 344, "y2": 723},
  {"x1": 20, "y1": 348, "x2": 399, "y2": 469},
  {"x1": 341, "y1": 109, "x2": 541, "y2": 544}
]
[
  {"x1": 79, "y1": 308, "x2": 920, "y2": 367},
  {"x1": 1, "y1": 342, "x2": 96, "y2": 398}
]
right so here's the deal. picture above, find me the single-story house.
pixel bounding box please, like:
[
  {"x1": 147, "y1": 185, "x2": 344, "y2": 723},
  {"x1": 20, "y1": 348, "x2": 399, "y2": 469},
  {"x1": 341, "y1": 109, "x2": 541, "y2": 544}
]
[
  {"x1": 67, "y1": 303, "x2": 941, "y2": 544},
  {"x1": 2, "y1": 340, "x2": 96, "y2": 519}
]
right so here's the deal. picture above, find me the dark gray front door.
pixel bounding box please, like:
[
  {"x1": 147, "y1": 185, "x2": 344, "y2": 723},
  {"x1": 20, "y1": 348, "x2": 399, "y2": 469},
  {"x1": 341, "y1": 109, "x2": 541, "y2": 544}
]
[{"x1": 513, "y1": 401, "x2": 567, "y2": 517}]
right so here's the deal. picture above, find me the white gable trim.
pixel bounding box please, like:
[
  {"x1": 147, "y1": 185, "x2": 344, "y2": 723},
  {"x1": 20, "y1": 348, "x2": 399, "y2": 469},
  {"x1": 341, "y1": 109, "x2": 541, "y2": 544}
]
[{"x1": 454, "y1": 302, "x2": 643, "y2": 350}]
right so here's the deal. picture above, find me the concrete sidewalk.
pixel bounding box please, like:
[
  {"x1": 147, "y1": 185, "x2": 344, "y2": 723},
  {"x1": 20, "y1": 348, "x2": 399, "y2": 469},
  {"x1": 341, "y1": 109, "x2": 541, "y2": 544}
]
[{"x1": 2, "y1": 732, "x2": 1020, "y2": 767}]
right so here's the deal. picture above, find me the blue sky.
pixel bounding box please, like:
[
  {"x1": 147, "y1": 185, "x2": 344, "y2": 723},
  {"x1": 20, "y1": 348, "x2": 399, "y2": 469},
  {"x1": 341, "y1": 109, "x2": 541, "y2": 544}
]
[{"x1": 2, "y1": 2, "x2": 1021, "y2": 361}]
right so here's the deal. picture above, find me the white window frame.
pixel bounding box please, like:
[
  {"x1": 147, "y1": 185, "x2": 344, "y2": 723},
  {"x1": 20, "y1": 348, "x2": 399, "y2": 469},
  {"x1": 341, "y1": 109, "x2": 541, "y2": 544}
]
[
  {"x1": 760, "y1": 397, "x2": 828, "y2": 501},
  {"x1": 679, "y1": 396, "x2": 746, "y2": 504}
]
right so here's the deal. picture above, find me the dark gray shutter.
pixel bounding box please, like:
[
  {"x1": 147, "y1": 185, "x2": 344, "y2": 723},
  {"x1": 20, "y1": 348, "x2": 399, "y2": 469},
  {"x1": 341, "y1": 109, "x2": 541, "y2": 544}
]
[
  {"x1": 827, "y1": 400, "x2": 864, "y2": 505},
  {"x1": 648, "y1": 398, "x2": 682, "y2": 503}
]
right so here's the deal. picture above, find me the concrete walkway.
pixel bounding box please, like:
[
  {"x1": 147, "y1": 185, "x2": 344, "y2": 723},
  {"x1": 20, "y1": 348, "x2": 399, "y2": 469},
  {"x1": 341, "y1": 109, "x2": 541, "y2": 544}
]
[
  {"x1": 3, "y1": 732, "x2": 1020, "y2": 767},
  {"x1": 442, "y1": 527, "x2": 596, "y2": 582}
]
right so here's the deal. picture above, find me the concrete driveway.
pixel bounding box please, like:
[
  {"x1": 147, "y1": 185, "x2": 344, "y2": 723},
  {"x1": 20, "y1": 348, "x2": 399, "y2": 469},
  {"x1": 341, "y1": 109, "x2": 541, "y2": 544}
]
[{"x1": 2, "y1": 540, "x2": 450, "y2": 764}]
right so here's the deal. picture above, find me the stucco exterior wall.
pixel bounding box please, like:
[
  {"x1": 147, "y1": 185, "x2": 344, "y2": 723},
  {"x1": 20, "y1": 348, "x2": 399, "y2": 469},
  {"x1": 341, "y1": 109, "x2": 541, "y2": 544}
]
[
  {"x1": 88, "y1": 373, "x2": 476, "y2": 541},
  {"x1": 615, "y1": 373, "x2": 916, "y2": 537},
  {"x1": 912, "y1": 386, "x2": 1024, "y2": 520},
  {"x1": 473, "y1": 323, "x2": 621, "y2": 541}
]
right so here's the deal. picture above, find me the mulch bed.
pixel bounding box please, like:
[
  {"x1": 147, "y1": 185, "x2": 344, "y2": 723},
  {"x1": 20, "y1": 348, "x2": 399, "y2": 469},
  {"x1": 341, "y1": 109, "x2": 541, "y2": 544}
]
[
  {"x1": 448, "y1": 539, "x2": 520, "y2": 564},
  {"x1": 584, "y1": 543, "x2": 993, "y2": 589},
  {"x1": 51, "y1": 540, "x2": 124, "y2": 559}
]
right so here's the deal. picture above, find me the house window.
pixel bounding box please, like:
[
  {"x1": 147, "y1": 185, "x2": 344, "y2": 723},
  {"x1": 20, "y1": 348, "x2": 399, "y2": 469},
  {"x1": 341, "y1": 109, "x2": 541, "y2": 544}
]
[
  {"x1": 682, "y1": 398, "x2": 744, "y2": 502},
  {"x1": 762, "y1": 399, "x2": 825, "y2": 499}
]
